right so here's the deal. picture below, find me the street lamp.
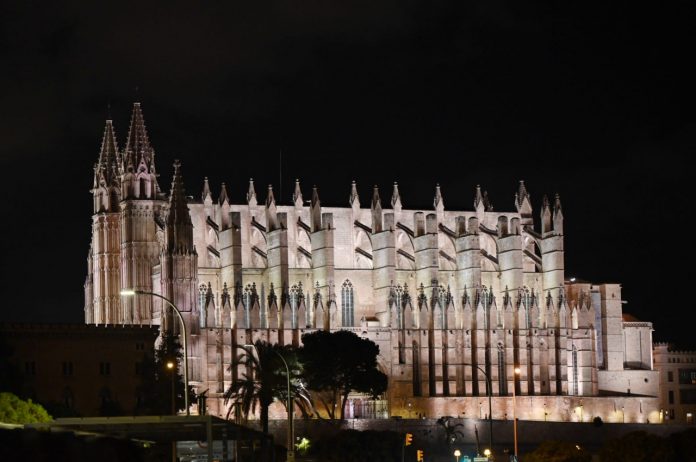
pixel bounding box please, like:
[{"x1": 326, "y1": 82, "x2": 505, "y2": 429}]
[
  {"x1": 512, "y1": 367, "x2": 521, "y2": 460},
  {"x1": 245, "y1": 343, "x2": 295, "y2": 462},
  {"x1": 454, "y1": 448, "x2": 461, "y2": 462},
  {"x1": 166, "y1": 361, "x2": 176, "y2": 415},
  {"x1": 166, "y1": 360, "x2": 177, "y2": 462},
  {"x1": 476, "y1": 365, "x2": 494, "y2": 457},
  {"x1": 121, "y1": 289, "x2": 189, "y2": 415}
]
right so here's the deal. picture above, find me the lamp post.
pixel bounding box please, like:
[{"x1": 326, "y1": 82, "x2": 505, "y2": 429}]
[
  {"x1": 512, "y1": 367, "x2": 521, "y2": 460},
  {"x1": 167, "y1": 360, "x2": 176, "y2": 462},
  {"x1": 121, "y1": 289, "x2": 189, "y2": 415},
  {"x1": 454, "y1": 449, "x2": 461, "y2": 462},
  {"x1": 475, "y1": 365, "x2": 493, "y2": 457},
  {"x1": 166, "y1": 361, "x2": 176, "y2": 415},
  {"x1": 245, "y1": 343, "x2": 295, "y2": 462}
]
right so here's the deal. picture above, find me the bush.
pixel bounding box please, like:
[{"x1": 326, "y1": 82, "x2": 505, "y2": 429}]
[{"x1": 0, "y1": 392, "x2": 52, "y2": 424}]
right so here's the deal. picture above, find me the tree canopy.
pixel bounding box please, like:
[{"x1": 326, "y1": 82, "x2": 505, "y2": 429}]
[
  {"x1": 0, "y1": 392, "x2": 51, "y2": 424},
  {"x1": 224, "y1": 340, "x2": 308, "y2": 434},
  {"x1": 136, "y1": 333, "x2": 196, "y2": 415},
  {"x1": 300, "y1": 330, "x2": 388, "y2": 419}
]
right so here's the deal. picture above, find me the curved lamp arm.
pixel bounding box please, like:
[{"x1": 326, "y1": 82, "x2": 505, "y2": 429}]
[{"x1": 121, "y1": 289, "x2": 189, "y2": 415}]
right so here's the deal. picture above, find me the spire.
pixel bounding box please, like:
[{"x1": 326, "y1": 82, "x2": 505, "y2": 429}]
[
  {"x1": 541, "y1": 194, "x2": 552, "y2": 234},
  {"x1": 265, "y1": 184, "x2": 276, "y2": 209},
  {"x1": 92, "y1": 119, "x2": 121, "y2": 213},
  {"x1": 266, "y1": 184, "x2": 279, "y2": 231},
  {"x1": 371, "y1": 185, "x2": 381, "y2": 210},
  {"x1": 349, "y1": 180, "x2": 360, "y2": 208},
  {"x1": 553, "y1": 193, "x2": 563, "y2": 217},
  {"x1": 371, "y1": 185, "x2": 383, "y2": 233},
  {"x1": 166, "y1": 160, "x2": 194, "y2": 254},
  {"x1": 310, "y1": 185, "x2": 321, "y2": 231},
  {"x1": 95, "y1": 119, "x2": 120, "y2": 186},
  {"x1": 553, "y1": 193, "x2": 564, "y2": 234},
  {"x1": 123, "y1": 102, "x2": 154, "y2": 174},
  {"x1": 246, "y1": 178, "x2": 257, "y2": 206},
  {"x1": 202, "y1": 177, "x2": 212, "y2": 202},
  {"x1": 218, "y1": 182, "x2": 229, "y2": 205},
  {"x1": 293, "y1": 179, "x2": 303, "y2": 208},
  {"x1": 515, "y1": 180, "x2": 532, "y2": 214},
  {"x1": 434, "y1": 183, "x2": 444, "y2": 212},
  {"x1": 97, "y1": 120, "x2": 119, "y2": 180},
  {"x1": 474, "y1": 185, "x2": 484, "y2": 210},
  {"x1": 483, "y1": 191, "x2": 493, "y2": 211},
  {"x1": 391, "y1": 182, "x2": 402, "y2": 212}
]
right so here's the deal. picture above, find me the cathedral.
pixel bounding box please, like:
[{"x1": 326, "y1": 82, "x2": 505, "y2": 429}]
[{"x1": 85, "y1": 102, "x2": 659, "y2": 423}]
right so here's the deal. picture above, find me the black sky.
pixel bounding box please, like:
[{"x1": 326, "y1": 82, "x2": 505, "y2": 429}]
[{"x1": 1, "y1": 1, "x2": 694, "y2": 347}]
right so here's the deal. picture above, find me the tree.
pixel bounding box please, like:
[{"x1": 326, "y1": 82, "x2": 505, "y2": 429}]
[
  {"x1": 300, "y1": 330, "x2": 388, "y2": 420},
  {"x1": 136, "y1": 333, "x2": 196, "y2": 415},
  {"x1": 436, "y1": 416, "x2": 464, "y2": 445},
  {"x1": 0, "y1": 392, "x2": 51, "y2": 424},
  {"x1": 224, "y1": 340, "x2": 306, "y2": 434},
  {"x1": 599, "y1": 431, "x2": 673, "y2": 462},
  {"x1": 524, "y1": 441, "x2": 591, "y2": 462}
]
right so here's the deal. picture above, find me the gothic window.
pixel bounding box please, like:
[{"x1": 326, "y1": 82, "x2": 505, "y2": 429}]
[
  {"x1": 394, "y1": 285, "x2": 403, "y2": 329},
  {"x1": 571, "y1": 345, "x2": 579, "y2": 395},
  {"x1": 290, "y1": 285, "x2": 299, "y2": 328},
  {"x1": 436, "y1": 285, "x2": 447, "y2": 328},
  {"x1": 522, "y1": 289, "x2": 532, "y2": 329},
  {"x1": 341, "y1": 280, "x2": 354, "y2": 327},
  {"x1": 481, "y1": 288, "x2": 490, "y2": 330},
  {"x1": 497, "y1": 346, "x2": 507, "y2": 395},
  {"x1": 243, "y1": 285, "x2": 254, "y2": 328},
  {"x1": 412, "y1": 340, "x2": 422, "y2": 396}
]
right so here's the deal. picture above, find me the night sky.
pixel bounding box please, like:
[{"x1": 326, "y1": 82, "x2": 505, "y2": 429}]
[{"x1": 1, "y1": 2, "x2": 694, "y2": 347}]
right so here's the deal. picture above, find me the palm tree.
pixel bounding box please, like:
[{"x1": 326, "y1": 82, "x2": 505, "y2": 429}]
[
  {"x1": 437, "y1": 416, "x2": 465, "y2": 445},
  {"x1": 224, "y1": 340, "x2": 310, "y2": 434}
]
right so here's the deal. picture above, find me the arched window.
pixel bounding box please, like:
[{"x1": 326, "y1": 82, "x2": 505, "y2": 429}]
[
  {"x1": 522, "y1": 288, "x2": 532, "y2": 329},
  {"x1": 341, "y1": 280, "x2": 354, "y2": 327},
  {"x1": 572, "y1": 345, "x2": 579, "y2": 395},
  {"x1": 290, "y1": 283, "x2": 304, "y2": 328},
  {"x1": 497, "y1": 345, "x2": 507, "y2": 396}
]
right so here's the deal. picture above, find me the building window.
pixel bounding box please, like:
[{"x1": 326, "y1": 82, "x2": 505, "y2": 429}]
[
  {"x1": 135, "y1": 342, "x2": 145, "y2": 351},
  {"x1": 680, "y1": 389, "x2": 696, "y2": 405},
  {"x1": 24, "y1": 361, "x2": 36, "y2": 376},
  {"x1": 341, "y1": 280, "x2": 354, "y2": 327},
  {"x1": 572, "y1": 345, "x2": 579, "y2": 396},
  {"x1": 668, "y1": 371, "x2": 674, "y2": 382},
  {"x1": 669, "y1": 390, "x2": 674, "y2": 404},
  {"x1": 62, "y1": 362, "x2": 73, "y2": 376},
  {"x1": 678, "y1": 369, "x2": 696, "y2": 385},
  {"x1": 100, "y1": 362, "x2": 111, "y2": 376},
  {"x1": 497, "y1": 347, "x2": 507, "y2": 395},
  {"x1": 290, "y1": 283, "x2": 304, "y2": 328},
  {"x1": 135, "y1": 362, "x2": 142, "y2": 376}
]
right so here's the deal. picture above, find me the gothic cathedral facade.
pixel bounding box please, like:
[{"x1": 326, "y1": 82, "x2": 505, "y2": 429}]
[{"x1": 85, "y1": 103, "x2": 659, "y2": 422}]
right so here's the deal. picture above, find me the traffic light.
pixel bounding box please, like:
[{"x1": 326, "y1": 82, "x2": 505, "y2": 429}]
[
  {"x1": 405, "y1": 432, "x2": 413, "y2": 446},
  {"x1": 417, "y1": 449, "x2": 424, "y2": 461}
]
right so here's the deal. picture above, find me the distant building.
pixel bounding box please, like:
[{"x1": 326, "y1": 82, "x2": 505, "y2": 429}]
[
  {"x1": 0, "y1": 323, "x2": 158, "y2": 416},
  {"x1": 653, "y1": 343, "x2": 696, "y2": 424},
  {"x1": 83, "y1": 102, "x2": 659, "y2": 423}
]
